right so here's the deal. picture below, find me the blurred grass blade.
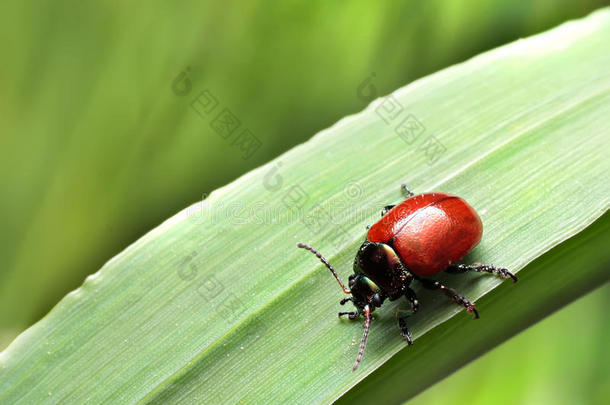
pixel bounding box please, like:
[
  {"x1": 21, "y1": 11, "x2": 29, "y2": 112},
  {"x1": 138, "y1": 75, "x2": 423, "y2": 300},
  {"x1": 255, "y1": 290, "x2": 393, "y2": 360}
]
[{"x1": 1, "y1": 9, "x2": 610, "y2": 404}]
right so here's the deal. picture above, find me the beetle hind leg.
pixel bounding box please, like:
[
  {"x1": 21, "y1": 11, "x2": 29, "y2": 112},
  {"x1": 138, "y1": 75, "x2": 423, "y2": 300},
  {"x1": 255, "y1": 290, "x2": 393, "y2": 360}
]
[
  {"x1": 401, "y1": 183, "x2": 414, "y2": 197},
  {"x1": 415, "y1": 277, "x2": 479, "y2": 319},
  {"x1": 446, "y1": 263, "x2": 517, "y2": 283}
]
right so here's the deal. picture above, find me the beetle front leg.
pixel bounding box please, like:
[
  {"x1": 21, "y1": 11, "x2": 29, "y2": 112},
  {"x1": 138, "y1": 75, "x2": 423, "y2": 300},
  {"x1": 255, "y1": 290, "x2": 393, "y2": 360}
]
[
  {"x1": 338, "y1": 311, "x2": 360, "y2": 320},
  {"x1": 415, "y1": 277, "x2": 479, "y2": 318},
  {"x1": 396, "y1": 311, "x2": 413, "y2": 345},
  {"x1": 405, "y1": 287, "x2": 419, "y2": 314},
  {"x1": 396, "y1": 288, "x2": 418, "y2": 344},
  {"x1": 446, "y1": 263, "x2": 517, "y2": 282},
  {"x1": 339, "y1": 298, "x2": 361, "y2": 319}
]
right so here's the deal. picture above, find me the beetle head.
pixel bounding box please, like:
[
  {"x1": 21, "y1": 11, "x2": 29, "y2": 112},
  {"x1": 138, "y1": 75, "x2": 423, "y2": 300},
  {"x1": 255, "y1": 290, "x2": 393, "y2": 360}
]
[
  {"x1": 353, "y1": 240, "x2": 405, "y2": 297},
  {"x1": 348, "y1": 274, "x2": 384, "y2": 309}
]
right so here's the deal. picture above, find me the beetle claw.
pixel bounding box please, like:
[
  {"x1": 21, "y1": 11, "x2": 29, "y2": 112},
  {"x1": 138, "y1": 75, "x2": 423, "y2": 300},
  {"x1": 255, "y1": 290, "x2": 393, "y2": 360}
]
[
  {"x1": 496, "y1": 267, "x2": 518, "y2": 283},
  {"x1": 401, "y1": 331, "x2": 413, "y2": 345},
  {"x1": 505, "y1": 270, "x2": 518, "y2": 283}
]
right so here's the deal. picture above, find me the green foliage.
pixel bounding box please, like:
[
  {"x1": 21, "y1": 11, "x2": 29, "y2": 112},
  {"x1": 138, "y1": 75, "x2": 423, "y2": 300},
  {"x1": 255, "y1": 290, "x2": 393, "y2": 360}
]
[
  {"x1": 1, "y1": 9, "x2": 609, "y2": 404},
  {"x1": 1, "y1": 0, "x2": 608, "y2": 346}
]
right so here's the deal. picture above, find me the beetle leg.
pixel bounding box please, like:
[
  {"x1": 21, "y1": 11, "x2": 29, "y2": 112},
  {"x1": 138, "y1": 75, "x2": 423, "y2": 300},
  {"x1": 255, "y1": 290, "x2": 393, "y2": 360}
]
[
  {"x1": 396, "y1": 310, "x2": 413, "y2": 345},
  {"x1": 405, "y1": 287, "x2": 420, "y2": 313},
  {"x1": 381, "y1": 205, "x2": 395, "y2": 216},
  {"x1": 382, "y1": 182, "x2": 415, "y2": 215},
  {"x1": 446, "y1": 263, "x2": 518, "y2": 283},
  {"x1": 400, "y1": 183, "x2": 414, "y2": 197},
  {"x1": 338, "y1": 299, "x2": 361, "y2": 319},
  {"x1": 396, "y1": 288, "x2": 419, "y2": 345},
  {"x1": 415, "y1": 277, "x2": 479, "y2": 319},
  {"x1": 338, "y1": 311, "x2": 360, "y2": 320}
]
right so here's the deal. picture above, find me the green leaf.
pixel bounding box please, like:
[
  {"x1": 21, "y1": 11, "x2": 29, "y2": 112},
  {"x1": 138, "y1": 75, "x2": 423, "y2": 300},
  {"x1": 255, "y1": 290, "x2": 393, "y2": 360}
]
[
  {"x1": 401, "y1": 282, "x2": 610, "y2": 405},
  {"x1": 1, "y1": 8, "x2": 609, "y2": 404},
  {"x1": 2, "y1": 1, "x2": 608, "y2": 344}
]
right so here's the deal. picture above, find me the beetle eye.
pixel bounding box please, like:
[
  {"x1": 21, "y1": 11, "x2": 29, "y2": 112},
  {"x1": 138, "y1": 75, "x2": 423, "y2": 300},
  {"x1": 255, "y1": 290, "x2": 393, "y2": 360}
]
[
  {"x1": 372, "y1": 293, "x2": 383, "y2": 307},
  {"x1": 348, "y1": 275, "x2": 356, "y2": 288}
]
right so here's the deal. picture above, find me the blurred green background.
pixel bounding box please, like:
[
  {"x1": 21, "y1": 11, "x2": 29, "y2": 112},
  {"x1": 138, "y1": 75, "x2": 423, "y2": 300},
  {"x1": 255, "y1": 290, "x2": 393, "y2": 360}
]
[
  {"x1": 406, "y1": 284, "x2": 610, "y2": 405},
  {"x1": 1, "y1": 0, "x2": 608, "y2": 402}
]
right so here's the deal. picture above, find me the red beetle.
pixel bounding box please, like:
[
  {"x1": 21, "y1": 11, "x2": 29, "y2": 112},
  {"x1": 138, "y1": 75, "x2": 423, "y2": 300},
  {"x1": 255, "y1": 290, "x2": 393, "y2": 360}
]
[{"x1": 298, "y1": 184, "x2": 516, "y2": 370}]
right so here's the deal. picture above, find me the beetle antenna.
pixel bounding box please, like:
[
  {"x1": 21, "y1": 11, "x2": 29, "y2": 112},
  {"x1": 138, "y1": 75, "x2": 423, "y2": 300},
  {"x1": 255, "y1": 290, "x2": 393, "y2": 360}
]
[
  {"x1": 297, "y1": 243, "x2": 351, "y2": 294},
  {"x1": 353, "y1": 305, "x2": 371, "y2": 371}
]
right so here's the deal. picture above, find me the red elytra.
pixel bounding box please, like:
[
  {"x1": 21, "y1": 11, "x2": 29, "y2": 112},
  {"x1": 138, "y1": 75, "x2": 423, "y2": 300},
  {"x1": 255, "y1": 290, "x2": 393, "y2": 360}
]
[{"x1": 367, "y1": 193, "x2": 483, "y2": 276}]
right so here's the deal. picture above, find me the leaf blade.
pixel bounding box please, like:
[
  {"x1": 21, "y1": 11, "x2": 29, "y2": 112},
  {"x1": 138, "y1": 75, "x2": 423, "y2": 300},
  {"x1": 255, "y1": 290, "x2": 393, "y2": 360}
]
[{"x1": 2, "y1": 8, "x2": 610, "y2": 404}]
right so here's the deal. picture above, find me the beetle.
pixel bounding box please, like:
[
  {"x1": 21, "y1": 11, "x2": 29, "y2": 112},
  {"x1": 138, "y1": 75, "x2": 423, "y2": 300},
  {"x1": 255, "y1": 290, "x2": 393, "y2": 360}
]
[{"x1": 298, "y1": 184, "x2": 516, "y2": 371}]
